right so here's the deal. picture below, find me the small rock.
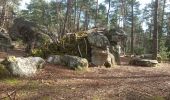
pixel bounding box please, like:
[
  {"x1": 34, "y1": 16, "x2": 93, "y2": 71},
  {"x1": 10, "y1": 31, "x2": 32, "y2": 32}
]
[
  {"x1": 47, "y1": 55, "x2": 62, "y2": 65},
  {"x1": 129, "y1": 57, "x2": 158, "y2": 67},
  {"x1": 140, "y1": 54, "x2": 162, "y2": 63}
]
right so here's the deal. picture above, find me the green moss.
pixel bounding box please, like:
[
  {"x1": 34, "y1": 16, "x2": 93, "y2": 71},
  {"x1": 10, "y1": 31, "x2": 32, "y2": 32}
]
[
  {"x1": 36, "y1": 34, "x2": 91, "y2": 60},
  {"x1": 75, "y1": 66, "x2": 88, "y2": 72},
  {"x1": 151, "y1": 96, "x2": 165, "y2": 100},
  {"x1": 92, "y1": 95, "x2": 101, "y2": 100},
  {"x1": 31, "y1": 49, "x2": 44, "y2": 57},
  {"x1": 0, "y1": 64, "x2": 9, "y2": 77},
  {"x1": 157, "y1": 55, "x2": 162, "y2": 63},
  {"x1": 2, "y1": 78, "x2": 20, "y2": 85}
]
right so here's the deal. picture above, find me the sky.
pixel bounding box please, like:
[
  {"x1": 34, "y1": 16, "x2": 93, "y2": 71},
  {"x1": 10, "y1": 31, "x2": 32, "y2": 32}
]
[{"x1": 19, "y1": 0, "x2": 153, "y2": 10}]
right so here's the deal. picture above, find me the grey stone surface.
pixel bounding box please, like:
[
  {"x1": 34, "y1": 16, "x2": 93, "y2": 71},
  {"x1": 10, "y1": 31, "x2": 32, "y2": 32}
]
[
  {"x1": 91, "y1": 47, "x2": 116, "y2": 68},
  {"x1": 87, "y1": 32, "x2": 110, "y2": 49},
  {"x1": 1, "y1": 56, "x2": 45, "y2": 77},
  {"x1": 140, "y1": 54, "x2": 162, "y2": 63},
  {"x1": 47, "y1": 55, "x2": 88, "y2": 70},
  {"x1": 129, "y1": 57, "x2": 158, "y2": 67},
  {"x1": 47, "y1": 55, "x2": 62, "y2": 65}
]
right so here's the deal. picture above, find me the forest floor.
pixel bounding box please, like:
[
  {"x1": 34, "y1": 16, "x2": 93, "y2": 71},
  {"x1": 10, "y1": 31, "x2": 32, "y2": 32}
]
[{"x1": 0, "y1": 49, "x2": 170, "y2": 100}]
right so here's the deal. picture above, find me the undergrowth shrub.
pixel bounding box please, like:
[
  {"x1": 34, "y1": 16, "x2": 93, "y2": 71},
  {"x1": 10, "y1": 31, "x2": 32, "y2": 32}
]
[{"x1": 159, "y1": 40, "x2": 170, "y2": 60}]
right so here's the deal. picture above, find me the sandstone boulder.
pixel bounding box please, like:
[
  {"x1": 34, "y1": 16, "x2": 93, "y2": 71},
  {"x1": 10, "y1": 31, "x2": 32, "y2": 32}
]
[
  {"x1": 87, "y1": 32, "x2": 110, "y2": 49},
  {"x1": 91, "y1": 47, "x2": 116, "y2": 68},
  {"x1": 129, "y1": 57, "x2": 158, "y2": 67},
  {"x1": 140, "y1": 54, "x2": 162, "y2": 63},
  {"x1": 47, "y1": 55, "x2": 88, "y2": 70},
  {"x1": 1, "y1": 56, "x2": 45, "y2": 77}
]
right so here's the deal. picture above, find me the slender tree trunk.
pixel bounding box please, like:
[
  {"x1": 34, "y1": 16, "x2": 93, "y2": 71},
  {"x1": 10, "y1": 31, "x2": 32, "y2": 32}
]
[
  {"x1": 131, "y1": 0, "x2": 134, "y2": 55},
  {"x1": 0, "y1": 2, "x2": 6, "y2": 27},
  {"x1": 56, "y1": 0, "x2": 64, "y2": 34},
  {"x1": 158, "y1": 0, "x2": 166, "y2": 51},
  {"x1": 160, "y1": 0, "x2": 166, "y2": 38},
  {"x1": 84, "y1": 10, "x2": 89, "y2": 30},
  {"x1": 67, "y1": 0, "x2": 73, "y2": 33},
  {"x1": 153, "y1": 0, "x2": 159, "y2": 59},
  {"x1": 95, "y1": 0, "x2": 98, "y2": 27},
  {"x1": 149, "y1": 25, "x2": 152, "y2": 39},
  {"x1": 74, "y1": 0, "x2": 77, "y2": 31},
  {"x1": 62, "y1": 8, "x2": 68, "y2": 36},
  {"x1": 56, "y1": 0, "x2": 60, "y2": 33},
  {"x1": 62, "y1": 0, "x2": 71, "y2": 36},
  {"x1": 158, "y1": 0, "x2": 166, "y2": 40},
  {"x1": 122, "y1": 0, "x2": 126, "y2": 29},
  {"x1": 107, "y1": 0, "x2": 111, "y2": 29},
  {"x1": 77, "y1": 7, "x2": 82, "y2": 31}
]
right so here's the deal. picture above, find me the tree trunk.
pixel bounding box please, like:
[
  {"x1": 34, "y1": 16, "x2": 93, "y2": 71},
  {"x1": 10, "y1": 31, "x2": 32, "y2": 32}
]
[
  {"x1": 158, "y1": 0, "x2": 166, "y2": 52},
  {"x1": 77, "y1": 7, "x2": 82, "y2": 31},
  {"x1": 152, "y1": 0, "x2": 159, "y2": 59},
  {"x1": 74, "y1": 0, "x2": 77, "y2": 32},
  {"x1": 0, "y1": 2, "x2": 7, "y2": 27},
  {"x1": 95, "y1": 0, "x2": 98, "y2": 27},
  {"x1": 67, "y1": 0, "x2": 73, "y2": 33},
  {"x1": 107, "y1": 0, "x2": 111, "y2": 29},
  {"x1": 62, "y1": 0, "x2": 72, "y2": 36},
  {"x1": 84, "y1": 10, "x2": 90, "y2": 30},
  {"x1": 159, "y1": 0, "x2": 166, "y2": 38},
  {"x1": 56, "y1": 0, "x2": 60, "y2": 33},
  {"x1": 131, "y1": 0, "x2": 134, "y2": 55}
]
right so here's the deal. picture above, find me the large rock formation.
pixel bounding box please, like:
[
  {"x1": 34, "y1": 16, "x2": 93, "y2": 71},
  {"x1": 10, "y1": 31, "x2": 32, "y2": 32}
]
[
  {"x1": 106, "y1": 28, "x2": 127, "y2": 44},
  {"x1": 47, "y1": 55, "x2": 88, "y2": 70},
  {"x1": 9, "y1": 18, "x2": 52, "y2": 53},
  {"x1": 45, "y1": 28, "x2": 126, "y2": 68},
  {"x1": 87, "y1": 30, "x2": 117, "y2": 67},
  {"x1": 45, "y1": 31, "x2": 91, "y2": 60},
  {"x1": 87, "y1": 32, "x2": 110, "y2": 49},
  {"x1": 1, "y1": 56, "x2": 45, "y2": 77}
]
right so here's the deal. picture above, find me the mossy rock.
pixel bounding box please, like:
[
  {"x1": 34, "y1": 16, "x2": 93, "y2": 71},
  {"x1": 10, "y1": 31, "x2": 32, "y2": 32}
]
[
  {"x1": 0, "y1": 64, "x2": 10, "y2": 77},
  {"x1": 43, "y1": 34, "x2": 91, "y2": 60},
  {"x1": 75, "y1": 31, "x2": 88, "y2": 38},
  {"x1": 129, "y1": 58, "x2": 158, "y2": 67},
  {"x1": 31, "y1": 48, "x2": 44, "y2": 57},
  {"x1": 140, "y1": 54, "x2": 162, "y2": 63},
  {"x1": 157, "y1": 55, "x2": 162, "y2": 63},
  {"x1": 47, "y1": 55, "x2": 89, "y2": 70}
]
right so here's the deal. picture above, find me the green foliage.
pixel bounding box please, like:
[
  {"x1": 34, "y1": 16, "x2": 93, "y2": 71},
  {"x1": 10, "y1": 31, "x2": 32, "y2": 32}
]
[
  {"x1": 165, "y1": 37, "x2": 170, "y2": 59},
  {"x1": 134, "y1": 47, "x2": 144, "y2": 55},
  {"x1": 31, "y1": 49, "x2": 44, "y2": 57},
  {"x1": 31, "y1": 45, "x2": 50, "y2": 58},
  {"x1": 159, "y1": 39, "x2": 170, "y2": 60},
  {"x1": 31, "y1": 31, "x2": 92, "y2": 61}
]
